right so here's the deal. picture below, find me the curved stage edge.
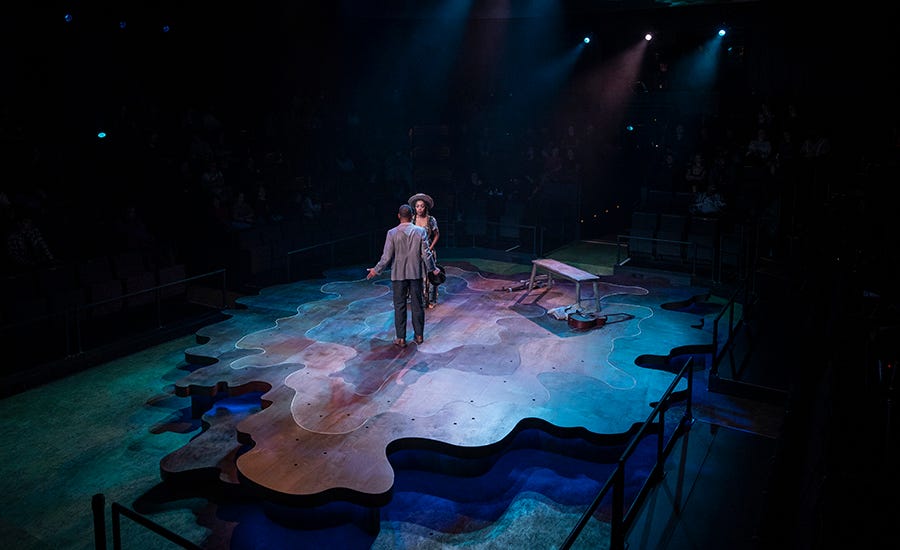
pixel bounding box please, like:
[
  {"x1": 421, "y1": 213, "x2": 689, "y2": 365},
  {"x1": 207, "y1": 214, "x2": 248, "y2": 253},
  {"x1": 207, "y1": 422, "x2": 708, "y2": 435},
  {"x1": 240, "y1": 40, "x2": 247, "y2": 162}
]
[{"x1": 161, "y1": 261, "x2": 728, "y2": 511}]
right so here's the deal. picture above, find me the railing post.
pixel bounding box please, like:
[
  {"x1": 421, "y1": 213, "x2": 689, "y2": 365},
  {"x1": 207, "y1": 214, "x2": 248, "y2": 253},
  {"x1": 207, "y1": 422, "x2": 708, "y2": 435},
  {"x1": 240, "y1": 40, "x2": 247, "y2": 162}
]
[
  {"x1": 111, "y1": 504, "x2": 122, "y2": 550},
  {"x1": 711, "y1": 316, "x2": 719, "y2": 377},
  {"x1": 539, "y1": 226, "x2": 544, "y2": 257},
  {"x1": 656, "y1": 405, "x2": 666, "y2": 481},
  {"x1": 92, "y1": 493, "x2": 106, "y2": 550},
  {"x1": 75, "y1": 307, "x2": 83, "y2": 355},
  {"x1": 610, "y1": 464, "x2": 625, "y2": 550},
  {"x1": 65, "y1": 308, "x2": 73, "y2": 357},
  {"x1": 155, "y1": 285, "x2": 163, "y2": 329},
  {"x1": 686, "y1": 357, "x2": 694, "y2": 422}
]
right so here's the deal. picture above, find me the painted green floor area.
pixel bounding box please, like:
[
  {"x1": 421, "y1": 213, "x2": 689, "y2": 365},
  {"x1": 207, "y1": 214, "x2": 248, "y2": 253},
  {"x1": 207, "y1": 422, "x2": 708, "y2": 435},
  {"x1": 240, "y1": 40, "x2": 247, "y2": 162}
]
[
  {"x1": 0, "y1": 335, "x2": 205, "y2": 550},
  {"x1": 441, "y1": 239, "x2": 621, "y2": 277},
  {"x1": 542, "y1": 239, "x2": 622, "y2": 276}
]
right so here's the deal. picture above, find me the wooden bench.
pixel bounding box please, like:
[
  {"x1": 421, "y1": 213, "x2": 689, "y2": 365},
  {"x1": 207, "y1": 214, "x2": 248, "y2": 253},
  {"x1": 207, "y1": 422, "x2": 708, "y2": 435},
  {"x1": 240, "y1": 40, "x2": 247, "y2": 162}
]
[{"x1": 528, "y1": 258, "x2": 601, "y2": 310}]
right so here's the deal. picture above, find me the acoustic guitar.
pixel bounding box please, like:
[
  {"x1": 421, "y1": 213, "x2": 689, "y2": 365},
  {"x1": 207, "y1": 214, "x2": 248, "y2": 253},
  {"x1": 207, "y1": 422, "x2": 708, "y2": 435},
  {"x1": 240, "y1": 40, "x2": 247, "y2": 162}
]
[{"x1": 567, "y1": 312, "x2": 607, "y2": 331}]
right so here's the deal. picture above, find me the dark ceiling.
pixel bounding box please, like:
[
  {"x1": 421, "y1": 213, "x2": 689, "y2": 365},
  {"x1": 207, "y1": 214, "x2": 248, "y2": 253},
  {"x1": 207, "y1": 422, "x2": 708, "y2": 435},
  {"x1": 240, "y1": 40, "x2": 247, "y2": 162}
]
[{"x1": 334, "y1": 0, "x2": 764, "y2": 18}]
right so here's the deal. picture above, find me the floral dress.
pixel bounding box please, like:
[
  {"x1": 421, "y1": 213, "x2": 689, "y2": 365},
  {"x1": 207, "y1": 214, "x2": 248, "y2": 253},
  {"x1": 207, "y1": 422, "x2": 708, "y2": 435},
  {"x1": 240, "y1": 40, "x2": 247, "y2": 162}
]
[{"x1": 417, "y1": 215, "x2": 440, "y2": 305}]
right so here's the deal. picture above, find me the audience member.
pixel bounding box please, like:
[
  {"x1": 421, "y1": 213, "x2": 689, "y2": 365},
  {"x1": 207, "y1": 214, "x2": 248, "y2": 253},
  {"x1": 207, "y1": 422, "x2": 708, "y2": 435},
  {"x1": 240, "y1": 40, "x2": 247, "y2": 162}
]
[
  {"x1": 113, "y1": 203, "x2": 158, "y2": 255},
  {"x1": 466, "y1": 170, "x2": 486, "y2": 200},
  {"x1": 560, "y1": 147, "x2": 581, "y2": 185},
  {"x1": 800, "y1": 127, "x2": 833, "y2": 203},
  {"x1": 684, "y1": 152, "x2": 708, "y2": 193},
  {"x1": 647, "y1": 148, "x2": 681, "y2": 193},
  {"x1": 251, "y1": 182, "x2": 280, "y2": 223},
  {"x1": 206, "y1": 194, "x2": 231, "y2": 233},
  {"x1": 200, "y1": 160, "x2": 227, "y2": 200},
  {"x1": 666, "y1": 122, "x2": 693, "y2": 167},
  {"x1": 519, "y1": 144, "x2": 542, "y2": 193},
  {"x1": 689, "y1": 183, "x2": 727, "y2": 216},
  {"x1": 541, "y1": 145, "x2": 563, "y2": 186},
  {"x1": 746, "y1": 128, "x2": 773, "y2": 167},
  {"x1": 560, "y1": 123, "x2": 581, "y2": 154},
  {"x1": 755, "y1": 100, "x2": 776, "y2": 132},
  {"x1": 301, "y1": 188, "x2": 323, "y2": 223},
  {"x1": 5, "y1": 210, "x2": 57, "y2": 272},
  {"x1": 707, "y1": 148, "x2": 736, "y2": 202},
  {"x1": 522, "y1": 172, "x2": 545, "y2": 233},
  {"x1": 485, "y1": 180, "x2": 506, "y2": 245},
  {"x1": 773, "y1": 129, "x2": 800, "y2": 182},
  {"x1": 230, "y1": 191, "x2": 255, "y2": 229},
  {"x1": 800, "y1": 128, "x2": 831, "y2": 160}
]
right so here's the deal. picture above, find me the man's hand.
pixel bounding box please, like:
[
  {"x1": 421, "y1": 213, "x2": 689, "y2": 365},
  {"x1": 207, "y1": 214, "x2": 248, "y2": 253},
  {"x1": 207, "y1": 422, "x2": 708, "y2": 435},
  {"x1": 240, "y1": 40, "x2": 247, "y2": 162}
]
[
  {"x1": 366, "y1": 268, "x2": 377, "y2": 280},
  {"x1": 432, "y1": 268, "x2": 441, "y2": 276}
]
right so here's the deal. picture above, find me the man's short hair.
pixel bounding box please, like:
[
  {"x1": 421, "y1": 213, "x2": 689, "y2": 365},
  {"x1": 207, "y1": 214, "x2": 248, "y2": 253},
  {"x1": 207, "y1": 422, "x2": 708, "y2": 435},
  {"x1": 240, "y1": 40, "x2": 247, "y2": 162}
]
[{"x1": 398, "y1": 204, "x2": 413, "y2": 220}]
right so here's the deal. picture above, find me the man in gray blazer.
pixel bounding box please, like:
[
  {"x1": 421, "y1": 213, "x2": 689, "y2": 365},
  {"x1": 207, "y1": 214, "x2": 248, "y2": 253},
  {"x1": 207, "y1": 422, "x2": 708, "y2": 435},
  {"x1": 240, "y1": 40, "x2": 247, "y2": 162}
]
[{"x1": 367, "y1": 204, "x2": 441, "y2": 347}]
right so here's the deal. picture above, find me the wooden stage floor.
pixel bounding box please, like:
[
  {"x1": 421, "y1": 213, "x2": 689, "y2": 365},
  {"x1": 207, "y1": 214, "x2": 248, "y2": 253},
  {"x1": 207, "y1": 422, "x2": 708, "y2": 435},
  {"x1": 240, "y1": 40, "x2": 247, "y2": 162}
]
[{"x1": 162, "y1": 257, "x2": 768, "y2": 509}]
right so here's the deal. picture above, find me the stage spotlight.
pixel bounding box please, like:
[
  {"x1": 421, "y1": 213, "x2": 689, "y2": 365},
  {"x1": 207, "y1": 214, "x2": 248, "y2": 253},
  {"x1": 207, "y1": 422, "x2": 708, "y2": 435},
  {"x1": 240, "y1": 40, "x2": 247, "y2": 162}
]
[
  {"x1": 97, "y1": 131, "x2": 107, "y2": 139},
  {"x1": 718, "y1": 28, "x2": 726, "y2": 37},
  {"x1": 64, "y1": 13, "x2": 73, "y2": 23},
  {"x1": 644, "y1": 33, "x2": 653, "y2": 41},
  {"x1": 583, "y1": 36, "x2": 590, "y2": 44}
]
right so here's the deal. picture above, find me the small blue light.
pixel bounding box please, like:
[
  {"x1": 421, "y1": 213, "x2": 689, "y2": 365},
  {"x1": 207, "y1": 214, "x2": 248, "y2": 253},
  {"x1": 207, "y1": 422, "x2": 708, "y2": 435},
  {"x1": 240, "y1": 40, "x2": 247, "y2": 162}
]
[
  {"x1": 583, "y1": 36, "x2": 590, "y2": 44},
  {"x1": 97, "y1": 131, "x2": 107, "y2": 139},
  {"x1": 119, "y1": 21, "x2": 127, "y2": 30},
  {"x1": 64, "y1": 13, "x2": 72, "y2": 23},
  {"x1": 718, "y1": 29, "x2": 726, "y2": 37},
  {"x1": 162, "y1": 25, "x2": 170, "y2": 33},
  {"x1": 625, "y1": 125, "x2": 634, "y2": 132}
]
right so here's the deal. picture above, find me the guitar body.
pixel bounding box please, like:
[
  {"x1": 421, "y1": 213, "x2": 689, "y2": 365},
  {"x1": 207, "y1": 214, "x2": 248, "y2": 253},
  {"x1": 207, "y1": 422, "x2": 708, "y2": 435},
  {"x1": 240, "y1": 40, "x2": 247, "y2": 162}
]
[{"x1": 567, "y1": 312, "x2": 607, "y2": 331}]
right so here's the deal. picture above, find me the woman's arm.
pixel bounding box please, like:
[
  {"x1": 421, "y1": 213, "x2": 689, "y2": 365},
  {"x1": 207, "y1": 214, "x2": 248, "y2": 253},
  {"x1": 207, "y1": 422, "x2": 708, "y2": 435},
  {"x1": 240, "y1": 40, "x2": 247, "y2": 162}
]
[{"x1": 429, "y1": 216, "x2": 440, "y2": 250}]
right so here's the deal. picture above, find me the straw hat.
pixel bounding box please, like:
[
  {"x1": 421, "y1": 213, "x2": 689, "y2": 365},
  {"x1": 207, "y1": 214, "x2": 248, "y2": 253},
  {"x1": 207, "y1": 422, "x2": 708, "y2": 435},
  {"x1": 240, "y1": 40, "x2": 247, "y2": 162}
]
[{"x1": 408, "y1": 193, "x2": 434, "y2": 210}]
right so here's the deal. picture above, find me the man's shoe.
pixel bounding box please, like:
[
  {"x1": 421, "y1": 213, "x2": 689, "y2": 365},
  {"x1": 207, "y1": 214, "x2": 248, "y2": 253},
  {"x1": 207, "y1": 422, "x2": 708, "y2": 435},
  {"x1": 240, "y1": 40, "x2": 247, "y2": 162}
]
[
  {"x1": 394, "y1": 338, "x2": 407, "y2": 348},
  {"x1": 414, "y1": 335, "x2": 424, "y2": 344}
]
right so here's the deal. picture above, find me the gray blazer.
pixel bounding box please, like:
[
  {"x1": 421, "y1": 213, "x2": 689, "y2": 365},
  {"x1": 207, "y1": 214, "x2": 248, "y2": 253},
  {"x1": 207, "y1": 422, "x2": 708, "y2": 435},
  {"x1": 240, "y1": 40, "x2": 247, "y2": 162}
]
[{"x1": 372, "y1": 222, "x2": 437, "y2": 281}]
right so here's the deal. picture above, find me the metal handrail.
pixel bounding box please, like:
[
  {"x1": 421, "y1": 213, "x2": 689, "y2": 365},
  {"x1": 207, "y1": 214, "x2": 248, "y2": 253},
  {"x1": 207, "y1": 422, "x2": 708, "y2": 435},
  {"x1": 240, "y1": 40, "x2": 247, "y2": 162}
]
[
  {"x1": 561, "y1": 357, "x2": 695, "y2": 550},
  {"x1": 0, "y1": 268, "x2": 227, "y2": 368},
  {"x1": 470, "y1": 220, "x2": 542, "y2": 257},
  {"x1": 284, "y1": 230, "x2": 377, "y2": 281},
  {"x1": 710, "y1": 279, "x2": 749, "y2": 379},
  {"x1": 93, "y1": 493, "x2": 201, "y2": 550},
  {"x1": 616, "y1": 233, "x2": 699, "y2": 274},
  {"x1": 0, "y1": 268, "x2": 227, "y2": 332}
]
